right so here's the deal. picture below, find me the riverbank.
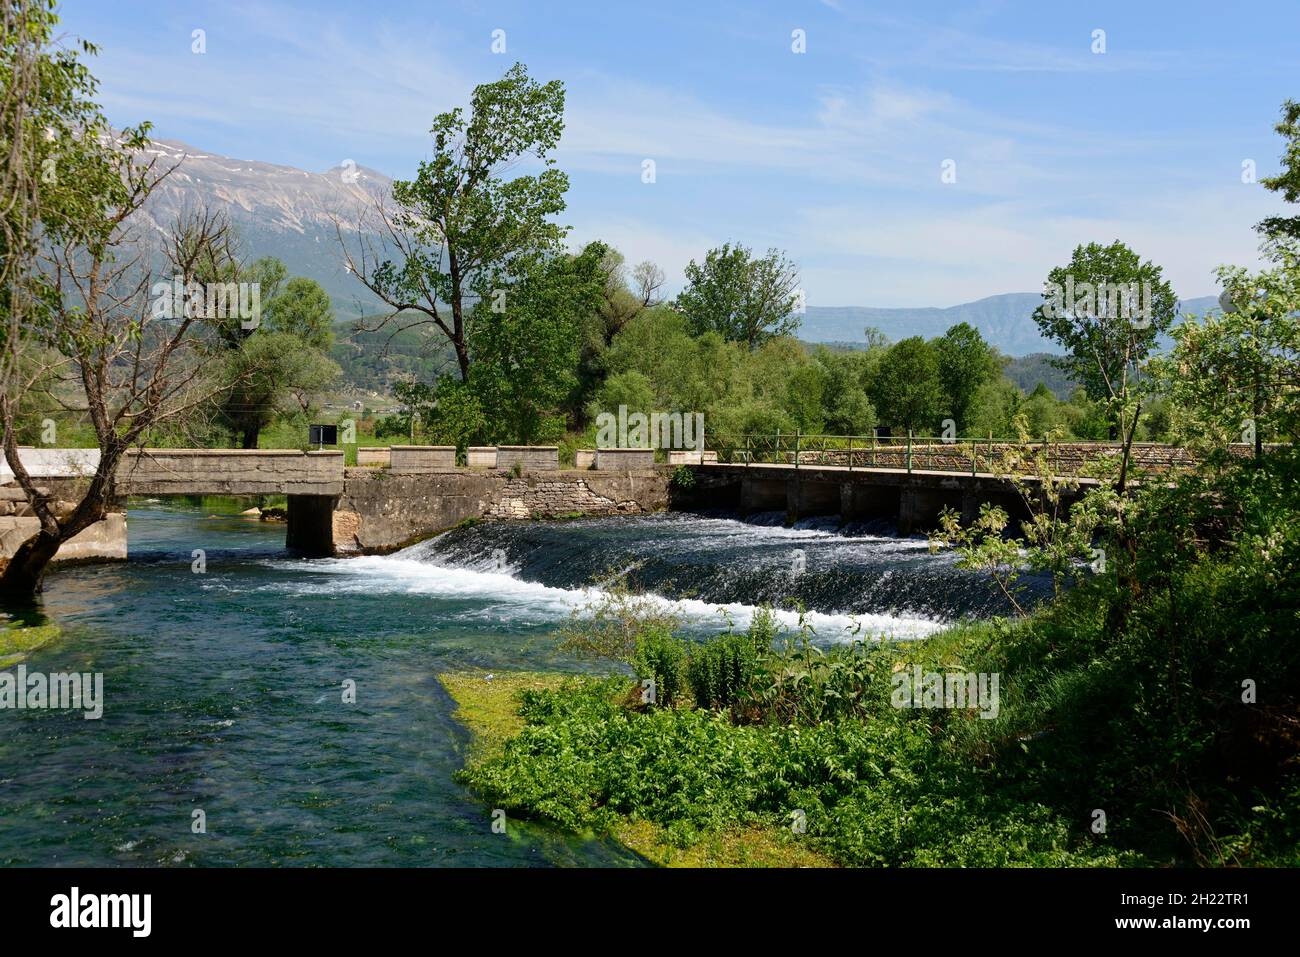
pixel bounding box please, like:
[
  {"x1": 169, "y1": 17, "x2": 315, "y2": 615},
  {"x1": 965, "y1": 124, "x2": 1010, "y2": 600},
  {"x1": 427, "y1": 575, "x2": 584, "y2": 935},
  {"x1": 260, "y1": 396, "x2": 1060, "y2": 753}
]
[
  {"x1": 441, "y1": 670, "x2": 836, "y2": 867},
  {"x1": 444, "y1": 542, "x2": 1300, "y2": 867},
  {"x1": 443, "y1": 618, "x2": 1132, "y2": 867}
]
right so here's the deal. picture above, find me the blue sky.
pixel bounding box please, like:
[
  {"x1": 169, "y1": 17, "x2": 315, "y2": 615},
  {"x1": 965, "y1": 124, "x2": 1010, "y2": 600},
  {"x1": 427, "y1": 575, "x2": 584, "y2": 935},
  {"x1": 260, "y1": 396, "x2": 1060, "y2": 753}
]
[{"x1": 59, "y1": 0, "x2": 1300, "y2": 305}]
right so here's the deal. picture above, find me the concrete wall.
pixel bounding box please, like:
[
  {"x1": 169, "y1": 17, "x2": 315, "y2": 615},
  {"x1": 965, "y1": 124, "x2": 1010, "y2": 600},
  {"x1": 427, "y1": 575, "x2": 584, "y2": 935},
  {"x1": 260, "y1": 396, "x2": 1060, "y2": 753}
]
[
  {"x1": 356, "y1": 448, "x2": 390, "y2": 467},
  {"x1": 0, "y1": 514, "x2": 127, "y2": 564},
  {"x1": 595, "y1": 448, "x2": 655, "y2": 469},
  {"x1": 120, "y1": 449, "x2": 344, "y2": 496},
  {"x1": 574, "y1": 450, "x2": 595, "y2": 470},
  {"x1": 496, "y1": 446, "x2": 559, "y2": 471},
  {"x1": 0, "y1": 447, "x2": 100, "y2": 481},
  {"x1": 467, "y1": 447, "x2": 498, "y2": 468},
  {"x1": 389, "y1": 446, "x2": 456, "y2": 473},
  {"x1": 331, "y1": 467, "x2": 670, "y2": 553},
  {"x1": 0, "y1": 483, "x2": 126, "y2": 565}
]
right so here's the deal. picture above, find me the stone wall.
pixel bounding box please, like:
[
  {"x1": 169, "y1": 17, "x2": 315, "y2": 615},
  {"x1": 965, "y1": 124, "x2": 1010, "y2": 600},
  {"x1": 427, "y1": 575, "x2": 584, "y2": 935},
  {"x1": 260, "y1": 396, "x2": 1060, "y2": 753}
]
[
  {"x1": 483, "y1": 470, "x2": 665, "y2": 519},
  {"x1": 331, "y1": 467, "x2": 670, "y2": 554}
]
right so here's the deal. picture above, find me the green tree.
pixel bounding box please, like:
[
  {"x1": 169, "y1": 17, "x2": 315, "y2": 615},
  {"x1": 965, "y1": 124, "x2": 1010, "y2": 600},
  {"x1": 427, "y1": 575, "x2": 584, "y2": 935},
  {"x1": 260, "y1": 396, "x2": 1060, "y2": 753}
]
[
  {"x1": 470, "y1": 242, "x2": 607, "y2": 444},
  {"x1": 815, "y1": 348, "x2": 875, "y2": 434},
  {"x1": 1031, "y1": 240, "x2": 1177, "y2": 439},
  {"x1": 784, "y1": 361, "x2": 825, "y2": 433},
  {"x1": 425, "y1": 378, "x2": 485, "y2": 451},
  {"x1": 1257, "y1": 99, "x2": 1300, "y2": 247},
  {"x1": 214, "y1": 268, "x2": 340, "y2": 448},
  {"x1": 676, "y1": 243, "x2": 800, "y2": 349},
  {"x1": 870, "y1": 336, "x2": 946, "y2": 434},
  {"x1": 967, "y1": 378, "x2": 1023, "y2": 438},
  {"x1": 344, "y1": 62, "x2": 568, "y2": 383},
  {"x1": 586, "y1": 370, "x2": 657, "y2": 428},
  {"x1": 569, "y1": 246, "x2": 664, "y2": 428},
  {"x1": 933, "y1": 322, "x2": 1000, "y2": 433},
  {"x1": 1152, "y1": 250, "x2": 1300, "y2": 457}
]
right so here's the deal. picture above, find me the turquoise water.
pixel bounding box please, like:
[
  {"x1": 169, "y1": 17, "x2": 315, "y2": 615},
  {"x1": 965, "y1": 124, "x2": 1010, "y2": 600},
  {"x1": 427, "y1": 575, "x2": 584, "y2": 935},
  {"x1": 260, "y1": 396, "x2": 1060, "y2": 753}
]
[{"x1": 0, "y1": 503, "x2": 1030, "y2": 866}]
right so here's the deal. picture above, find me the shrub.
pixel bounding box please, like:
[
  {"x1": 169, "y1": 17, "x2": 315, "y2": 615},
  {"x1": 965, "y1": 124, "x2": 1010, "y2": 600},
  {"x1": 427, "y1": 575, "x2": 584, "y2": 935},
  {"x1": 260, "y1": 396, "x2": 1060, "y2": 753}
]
[
  {"x1": 630, "y1": 626, "x2": 688, "y2": 708},
  {"x1": 686, "y1": 626, "x2": 763, "y2": 714}
]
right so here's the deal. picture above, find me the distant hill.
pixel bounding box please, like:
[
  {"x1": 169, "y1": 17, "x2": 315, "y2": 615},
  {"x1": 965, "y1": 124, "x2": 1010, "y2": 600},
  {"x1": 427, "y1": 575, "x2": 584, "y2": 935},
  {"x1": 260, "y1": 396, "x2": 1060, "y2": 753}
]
[
  {"x1": 801, "y1": 295, "x2": 1221, "y2": 357},
  {"x1": 1003, "y1": 354, "x2": 1078, "y2": 400},
  {"x1": 802, "y1": 294, "x2": 1050, "y2": 355}
]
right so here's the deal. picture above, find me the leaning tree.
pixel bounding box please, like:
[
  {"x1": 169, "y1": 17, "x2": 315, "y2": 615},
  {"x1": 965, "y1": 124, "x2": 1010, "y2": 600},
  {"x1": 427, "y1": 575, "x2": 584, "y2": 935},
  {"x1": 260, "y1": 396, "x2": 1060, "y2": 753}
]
[{"x1": 0, "y1": 1, "x2": 259, "y2": 597}]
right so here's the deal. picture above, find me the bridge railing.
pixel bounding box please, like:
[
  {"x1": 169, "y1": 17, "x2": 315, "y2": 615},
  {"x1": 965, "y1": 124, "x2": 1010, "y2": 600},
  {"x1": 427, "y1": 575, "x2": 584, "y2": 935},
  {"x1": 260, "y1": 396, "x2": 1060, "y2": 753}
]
[{"x1": 703, "y1": 431, "x2": 1212, "y2": 477}]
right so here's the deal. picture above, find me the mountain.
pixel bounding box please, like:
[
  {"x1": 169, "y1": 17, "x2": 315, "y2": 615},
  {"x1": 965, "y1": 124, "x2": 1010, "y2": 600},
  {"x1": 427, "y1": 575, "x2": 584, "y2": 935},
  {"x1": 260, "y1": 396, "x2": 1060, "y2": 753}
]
[
  {"x1": 803, "y1": 294, "x2": 1050, "y2": 354},
  {"x1": 136, "y1": 138, "x2": 390, "y2": 316}
]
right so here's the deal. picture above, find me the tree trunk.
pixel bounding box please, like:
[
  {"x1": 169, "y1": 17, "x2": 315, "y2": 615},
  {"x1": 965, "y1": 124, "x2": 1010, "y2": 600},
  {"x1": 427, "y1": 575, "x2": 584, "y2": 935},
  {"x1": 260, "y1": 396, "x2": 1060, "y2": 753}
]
[
  {"x1": 0, "y1": 528, "x2": 64, "y2": 600},
  {"x1": 0, "y1": 459, "x2": 116, "y2": 602}
]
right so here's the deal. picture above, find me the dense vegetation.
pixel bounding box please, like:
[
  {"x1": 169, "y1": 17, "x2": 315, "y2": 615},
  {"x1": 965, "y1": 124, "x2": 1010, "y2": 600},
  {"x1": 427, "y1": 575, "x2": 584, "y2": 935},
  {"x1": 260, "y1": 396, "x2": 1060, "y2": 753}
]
[{"x1": 457, "y1": 447, "x2": 1300, "y2": 865}]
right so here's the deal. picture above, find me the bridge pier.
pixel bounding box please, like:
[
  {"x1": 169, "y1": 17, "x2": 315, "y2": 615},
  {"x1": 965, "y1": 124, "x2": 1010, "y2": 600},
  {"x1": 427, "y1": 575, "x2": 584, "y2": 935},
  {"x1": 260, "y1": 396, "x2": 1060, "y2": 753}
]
[
  {"x1": 898, "y1": 485, "x2": 965, "y2": 535},
  {"x1": 841, "y1": 482, "x2": 901, "y2": 525},
  {"x1": 739, "y1": 475, "x2": 788, "y2": 517},
  {"x1": 787, "y1": 479, "x2": 840, "y2": 524},
  {"x1": 286, "y1": 495, "x2": 338, "y2": 556}
]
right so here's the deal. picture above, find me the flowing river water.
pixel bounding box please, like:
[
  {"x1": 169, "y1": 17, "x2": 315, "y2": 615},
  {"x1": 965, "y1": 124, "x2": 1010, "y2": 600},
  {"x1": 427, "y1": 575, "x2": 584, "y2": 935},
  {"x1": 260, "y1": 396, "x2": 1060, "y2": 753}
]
[{"x1": 0, "y1": 502, "x2": 1046, "y2": 866}]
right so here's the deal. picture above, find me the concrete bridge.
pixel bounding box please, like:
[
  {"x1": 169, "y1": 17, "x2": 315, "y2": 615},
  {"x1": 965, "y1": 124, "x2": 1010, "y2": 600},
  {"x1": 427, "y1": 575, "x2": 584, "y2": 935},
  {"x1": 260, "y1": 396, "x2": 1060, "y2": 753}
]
[{"x1": 0, "y1": 447, "x2": 672, "y2": 564}]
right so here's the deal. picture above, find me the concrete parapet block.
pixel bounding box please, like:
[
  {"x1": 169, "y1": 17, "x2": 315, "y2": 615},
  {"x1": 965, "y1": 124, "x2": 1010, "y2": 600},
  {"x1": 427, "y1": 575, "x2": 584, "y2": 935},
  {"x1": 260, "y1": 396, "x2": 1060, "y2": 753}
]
[
  {"x1": 574, "y1": 450, "x2": 595, "y2": 469},
  {"x1": 595, "y1": 448, "x2": 655, "y2": 470},
  {"x1": 466, "y1": 447, "x2": 498, "y2": 468},
  {"x1": 356, "y1": 447, "x2": 391, "y2": 467},
  {"x1": 388, "y1": 446, "x2": 457, "y2": 473},
  {"x1": 497, "y1": 446, "x2": 559, "y2": 471},
  {"x1": 666, "y1": 450, "x2": 702, "y2": 465}
]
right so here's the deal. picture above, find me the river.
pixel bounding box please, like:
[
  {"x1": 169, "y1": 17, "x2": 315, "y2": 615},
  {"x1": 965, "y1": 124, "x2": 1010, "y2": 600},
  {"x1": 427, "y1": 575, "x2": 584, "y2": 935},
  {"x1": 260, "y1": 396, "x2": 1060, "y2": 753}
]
[{"x1": 0, "y1": 502, "x2": 1042, "y2": 866}]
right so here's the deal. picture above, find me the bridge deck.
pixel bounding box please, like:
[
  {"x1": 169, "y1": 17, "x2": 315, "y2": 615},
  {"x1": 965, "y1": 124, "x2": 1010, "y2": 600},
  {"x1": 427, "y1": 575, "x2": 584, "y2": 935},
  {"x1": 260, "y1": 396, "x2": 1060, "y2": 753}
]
[{"x1": 119, "y1": 449, "x2": 344, "y2": 496}]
